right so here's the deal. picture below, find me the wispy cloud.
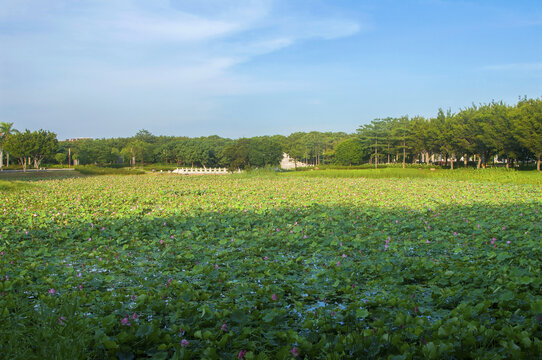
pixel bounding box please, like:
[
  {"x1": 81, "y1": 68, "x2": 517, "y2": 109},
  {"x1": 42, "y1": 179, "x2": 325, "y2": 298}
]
[
  {"x1": 0, "y1": 0, "x2": 364, "y2": 137},
  {"x1": 110, "y1": 14, "x2": 242, "y2": 42},
  {"x1": 0, "y1": 0, "x2": 362, "y2": 85},
  {"x1": 481, "y1": 63, "x2": 542, "y2": 71}
]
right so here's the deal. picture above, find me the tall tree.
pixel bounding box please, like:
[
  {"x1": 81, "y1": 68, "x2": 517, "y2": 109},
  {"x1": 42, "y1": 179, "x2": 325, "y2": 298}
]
[
  {"x1": 334, "y1": 138, "x2": 366, "y2": 165},
  {"x1": 0, "y1": 122, "x2": 17, "y2": 169},
  {"x1": 222, "y1": 138, "x2": 250, "y2": 170},
  {"x1": 434, "y1": 108, "x2": 462, "y2": 169},
  {"x1": 512, "y1": 98, "x2": 542, "y2": 171},
  {"x1": 390, "y1": 116, "x2": 413, "y2": 168},
  {"x1": 409, "y1": 116, "x2": 432, "y2": 164},
  {"x1": 247, "y1": 136, "x2": 283, "y2": 167},
  {"x1": 358, "y1": 119, "x2": 386, "y2": 168},
  {"x1": 284, "y1": 132, "x2": 308, "y2": 169},
  {"x1": 4, "y1": 129, "x2": 57, "y2": 171}
]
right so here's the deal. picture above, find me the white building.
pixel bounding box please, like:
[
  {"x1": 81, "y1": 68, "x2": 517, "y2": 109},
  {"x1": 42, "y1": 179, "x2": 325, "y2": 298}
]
[{"x1": 280, "y1": 153, "x2": 310, "y2": 170}]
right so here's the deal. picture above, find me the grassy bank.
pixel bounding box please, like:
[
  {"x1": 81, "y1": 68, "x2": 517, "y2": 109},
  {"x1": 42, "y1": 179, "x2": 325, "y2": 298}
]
[
  {"x1": 74, "y1": 165, "x2": 146, "y2": 176},
  {"x1": 0, "y1": 180, "x2": 31, "y2": 191},
  {"x1": 283, "y1": 167, "x2": 542, "y2": 185},
  {"x1": 0, "y1": 170, "x2": 84, "y2": 182}
]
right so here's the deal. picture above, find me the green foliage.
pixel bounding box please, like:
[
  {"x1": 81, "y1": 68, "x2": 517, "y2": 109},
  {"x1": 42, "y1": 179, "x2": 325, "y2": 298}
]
[
  {"x1": 55, "y1": 153, "x2": 67, "y2": 165},
  {"x1": 334, "y1": 138, "x2": 366, "y2": 166},
  {"x1": 223, "y1": 137, "x2": 283, "y2": 170},
  {"x1": 74, "y1": 165, "x2": 146, "y2": 175},
  {"x1": 0, "y1": 174, "x2": 540, "y2": 358},
  {"x1": 285, "y1": 167, "x2": 542, "y2": 185},
  {"x1": 3, "y1": 129, "x2": 57, "y2": 171},
  {"x1": 513, "y1": 98, "x2": 542, "y2": 170},
  {"x1": 0, "y1": 180, "x2": 30, "y2": 191}
]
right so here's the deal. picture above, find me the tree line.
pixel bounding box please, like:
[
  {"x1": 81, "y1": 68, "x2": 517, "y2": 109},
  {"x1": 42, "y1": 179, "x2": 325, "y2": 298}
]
[
  {"x1": 1, "y1": 97, "x2": 540, "y2": 171},
  {"x1": 347, "y1": 97, "x2": 541, "y2": 171}
]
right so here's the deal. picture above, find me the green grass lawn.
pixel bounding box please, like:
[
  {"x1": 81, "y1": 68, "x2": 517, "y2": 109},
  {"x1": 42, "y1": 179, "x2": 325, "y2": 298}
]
[{"x1": 283, "y1": 167, "x2": 542, "y2": 185}]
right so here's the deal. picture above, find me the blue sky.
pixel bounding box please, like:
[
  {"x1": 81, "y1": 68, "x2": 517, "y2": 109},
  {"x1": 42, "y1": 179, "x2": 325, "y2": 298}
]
[{"x1": 0, "y1": 0, "x2": 541, "y2": 139}]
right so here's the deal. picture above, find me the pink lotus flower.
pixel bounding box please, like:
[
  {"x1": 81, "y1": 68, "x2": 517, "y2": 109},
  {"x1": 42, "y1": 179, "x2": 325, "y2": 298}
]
[
  {"x1": 291, "y1": 347, "x2": 299, "y2": 357},
  {"x1": 181, "y1": 339, "x2": 189, "y2": 347}
]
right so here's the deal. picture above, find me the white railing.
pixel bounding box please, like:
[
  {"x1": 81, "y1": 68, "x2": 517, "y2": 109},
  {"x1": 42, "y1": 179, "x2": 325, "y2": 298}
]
[{"x1": 168, "y1": 167, "x2": 231, "y2": 175}]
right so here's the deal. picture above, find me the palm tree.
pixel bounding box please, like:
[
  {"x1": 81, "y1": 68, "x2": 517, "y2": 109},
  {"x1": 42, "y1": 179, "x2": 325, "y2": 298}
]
[{"x1": 0, "y1": 122, "x2": 17, "y2": 169}]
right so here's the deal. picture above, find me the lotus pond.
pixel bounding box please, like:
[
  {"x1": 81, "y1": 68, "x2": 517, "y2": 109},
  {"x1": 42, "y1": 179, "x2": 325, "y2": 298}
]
[{"x1": 0, "y1": 174, "x2": 541, "y2": 359}]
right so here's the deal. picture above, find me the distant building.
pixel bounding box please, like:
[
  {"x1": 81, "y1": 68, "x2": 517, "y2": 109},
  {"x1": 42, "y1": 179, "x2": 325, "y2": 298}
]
[
  {"x1": 280, "y1": 153, "x2": 310, "y2": 170},
  {"x1": 65, "y1": 137, "x2": 93, "y2": 142}
]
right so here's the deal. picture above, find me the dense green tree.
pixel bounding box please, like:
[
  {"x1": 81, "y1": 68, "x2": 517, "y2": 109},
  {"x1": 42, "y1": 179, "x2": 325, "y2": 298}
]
[
  {"x1": 389, "y1": 116, "x2": 413, "y2": 168},
  {"x1": 122, "y1": 140, "x2": 148, "y2": 166},
  {"x1": 409, "y1": 116, "x2": 432, "y2": 164},
  {"x1": 513, "y1": 98, "x2": 542, "y2": 171},
  {"x1": 0, "y1": 122, "x2": 17, "y2": 168},
  {"x1": 358, "y1": 119, "x2": 387, "y2": 168},
  {"x1": 334, "y1": 138, "x2": 365, "y2": 165},
  {"x1": 4, "y1": 129, "x2": 57, "y2": 171},
  {"x1": 4, "y1": 130, "x2": 33, "y2": 171},
  {"x1": 247, "y1": 136, "x2": 283, "y2": 167},
  {"x1": 55, "y1": 152, "x2": 67, "y2": 165},
  {"x1": 4, "y1": 97, "x2": 541, "y2": 171},
  {"x1": 284, "y1": 132, "x2": 308, "y2": 169},
  {"x1": 434, "y1": 109, "x2": 460, "y2": 169},
  {"x1": 222, "y1": 138, "x2": 250, "y2": 170}
]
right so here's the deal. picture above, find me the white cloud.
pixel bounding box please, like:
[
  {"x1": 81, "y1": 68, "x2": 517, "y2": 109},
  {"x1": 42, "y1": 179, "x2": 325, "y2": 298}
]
[
  {"x1": 481, "y1": 63, "x2": 542, "y2": 71},
  {"x1": 110, "y1": 13, "x2": 241, "y2": 42},
  {"x1": 0, "y1": 0, "x2": 363, "y2": 120}
]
